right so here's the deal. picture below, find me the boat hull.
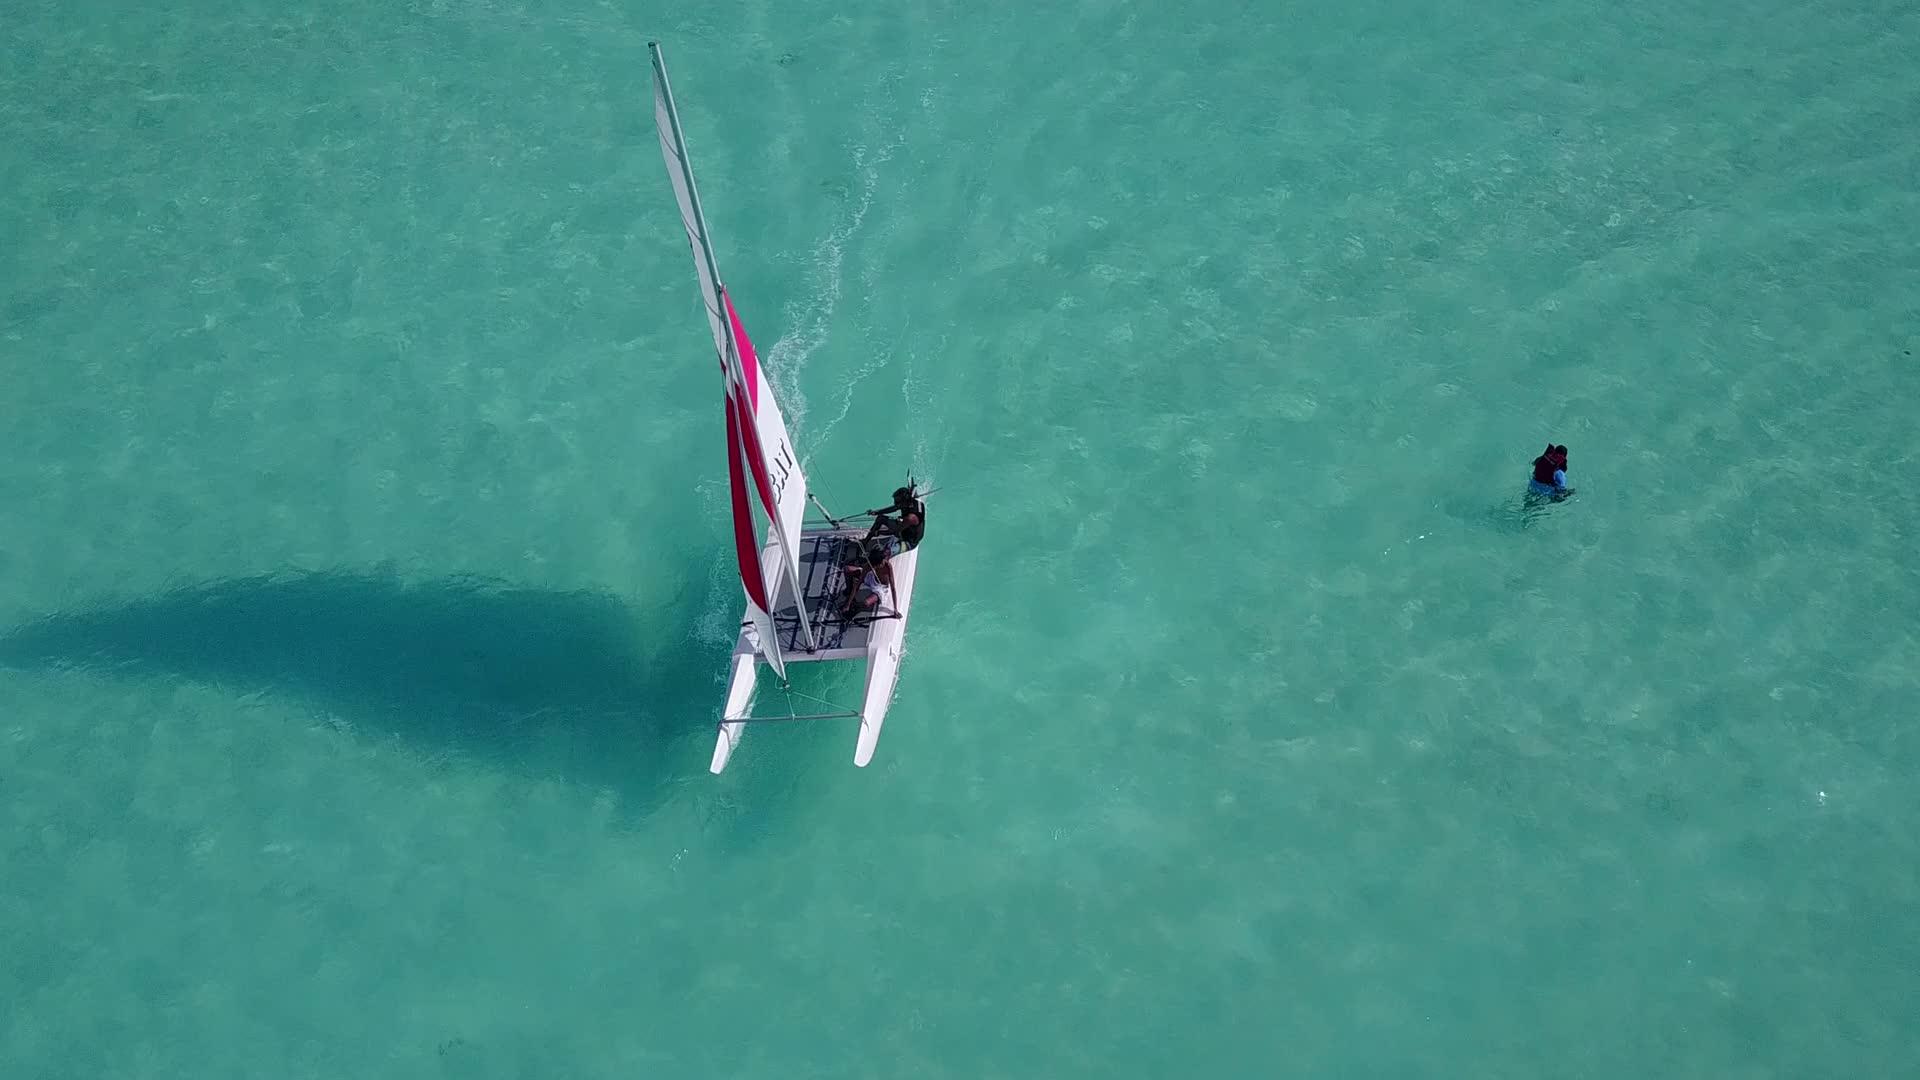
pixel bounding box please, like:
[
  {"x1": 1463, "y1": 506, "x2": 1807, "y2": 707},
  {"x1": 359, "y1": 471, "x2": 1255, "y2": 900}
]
[
  {"x1": 709, "y1": 527, "x2": 920, "y2": 773},
  {"x1": 855, "y1": 544, "x2": 918, "y2": 766}
]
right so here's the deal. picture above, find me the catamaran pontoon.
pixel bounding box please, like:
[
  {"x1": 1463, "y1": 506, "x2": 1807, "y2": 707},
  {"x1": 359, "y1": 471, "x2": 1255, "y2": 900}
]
[{"x1": 649, "y1": 42, "x2": 922, "y2": 774}]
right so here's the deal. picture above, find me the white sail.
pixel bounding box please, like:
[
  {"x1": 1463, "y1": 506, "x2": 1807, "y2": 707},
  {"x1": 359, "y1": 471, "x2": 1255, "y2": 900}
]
[
  {"x1": 649, "y1": 42, "x2": 815, "y2": 665},
  {"x1": 722, "y1": 384, "x2": 786, "y2": 679}
]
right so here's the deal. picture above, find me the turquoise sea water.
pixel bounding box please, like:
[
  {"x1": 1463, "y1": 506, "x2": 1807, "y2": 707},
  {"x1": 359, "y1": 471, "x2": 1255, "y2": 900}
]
[{"x1": 5, "y1": 0, "x2": 1918, "y2": 1075}]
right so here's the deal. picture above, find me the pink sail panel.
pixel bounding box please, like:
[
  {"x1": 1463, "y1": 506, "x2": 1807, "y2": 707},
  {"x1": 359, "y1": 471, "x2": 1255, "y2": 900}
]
[
  {"x1": 722, "y1": 290, "x2": 809, "y2": 590},
  {"x1": 724, "y1": 289, "x2": 761, "y2": 410},
  {"x1": 724, "y1": 392, "x2": 769, "y2": 614},
  {"x1": 724, "y1": 293, "x2": 780, "y2": 528}
]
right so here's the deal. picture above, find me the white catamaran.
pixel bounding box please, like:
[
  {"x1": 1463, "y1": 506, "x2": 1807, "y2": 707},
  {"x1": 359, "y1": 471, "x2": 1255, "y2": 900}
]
[{"x1": 649, "y1": 42, "x2": 923, "y2": 774}]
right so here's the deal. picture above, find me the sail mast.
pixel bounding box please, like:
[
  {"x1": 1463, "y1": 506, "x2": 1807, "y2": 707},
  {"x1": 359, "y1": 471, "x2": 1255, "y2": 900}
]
[
  {"x1": 649, "y1": 42, "x2": 817, "y2": 660},
  {"x1": 649, "y1": 46, "x2": 736, "y2": 384}
]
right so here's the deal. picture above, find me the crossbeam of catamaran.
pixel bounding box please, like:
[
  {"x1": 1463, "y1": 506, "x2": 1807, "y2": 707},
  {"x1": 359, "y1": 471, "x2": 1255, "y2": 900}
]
[{"x1": 648, "y1": 41, "x2": 927, "y2": 773}]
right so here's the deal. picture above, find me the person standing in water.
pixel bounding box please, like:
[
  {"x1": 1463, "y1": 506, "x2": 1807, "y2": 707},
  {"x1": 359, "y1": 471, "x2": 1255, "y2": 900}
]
[{"x1": 1528, "y1": 443, "x2": 1574, "y2": 501}]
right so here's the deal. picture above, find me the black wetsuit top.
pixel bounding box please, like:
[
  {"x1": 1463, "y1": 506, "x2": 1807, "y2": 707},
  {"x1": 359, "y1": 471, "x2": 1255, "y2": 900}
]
[{"x1": 871, "y1": 499, "x2": 926, "y2": 550}]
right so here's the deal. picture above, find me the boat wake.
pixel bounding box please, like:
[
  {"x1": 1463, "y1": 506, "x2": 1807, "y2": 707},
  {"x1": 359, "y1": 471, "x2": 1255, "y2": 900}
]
[
  {"x1": 767, "y1": 108, "x2": 908, "y2": 445},
  {"x1": 813, "y1": 316, "x2": 910, "y2": 448}
]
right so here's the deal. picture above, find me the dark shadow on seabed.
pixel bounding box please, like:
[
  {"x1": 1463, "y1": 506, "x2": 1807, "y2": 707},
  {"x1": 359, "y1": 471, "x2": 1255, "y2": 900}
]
[{"x1": 0, "y1": 569, "x2": 716, "y2": 816}]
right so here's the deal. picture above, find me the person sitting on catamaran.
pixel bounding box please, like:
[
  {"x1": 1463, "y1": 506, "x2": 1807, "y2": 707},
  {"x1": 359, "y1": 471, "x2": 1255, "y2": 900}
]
[
  {"x1": 861, "y1": 512, "x2": 921, "y2": 588},
  {"x1": 839, "y1": 555, "x2": 885, "y2": 617},
  {"x1": 864, "y1": 486, "x2": 926, "y2": 555},
  {"x1": 867, "y1": 510, "x2": 922, "y2": 554},
  {"x1": 841, "y1": 485, "x2": 922, "y2": 616}
]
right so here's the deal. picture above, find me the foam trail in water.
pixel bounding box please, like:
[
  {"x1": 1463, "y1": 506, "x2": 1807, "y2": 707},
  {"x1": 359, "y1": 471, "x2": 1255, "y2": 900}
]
[
  {"x1": 814, "y1": 315, "x2": 909, "y2": 445},
  {"x1": 763, "y1": 103, "x2": 908, "y2": 443},
  {"x1": 901, "y1": 331, "x2": 949, "y2": 487}
]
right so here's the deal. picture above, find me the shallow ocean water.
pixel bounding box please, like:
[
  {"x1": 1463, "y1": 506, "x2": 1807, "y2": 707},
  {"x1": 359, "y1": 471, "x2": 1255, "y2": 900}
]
[{"x1": 4, "y1": 0, "x2": 1917, "y2": 1075}]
